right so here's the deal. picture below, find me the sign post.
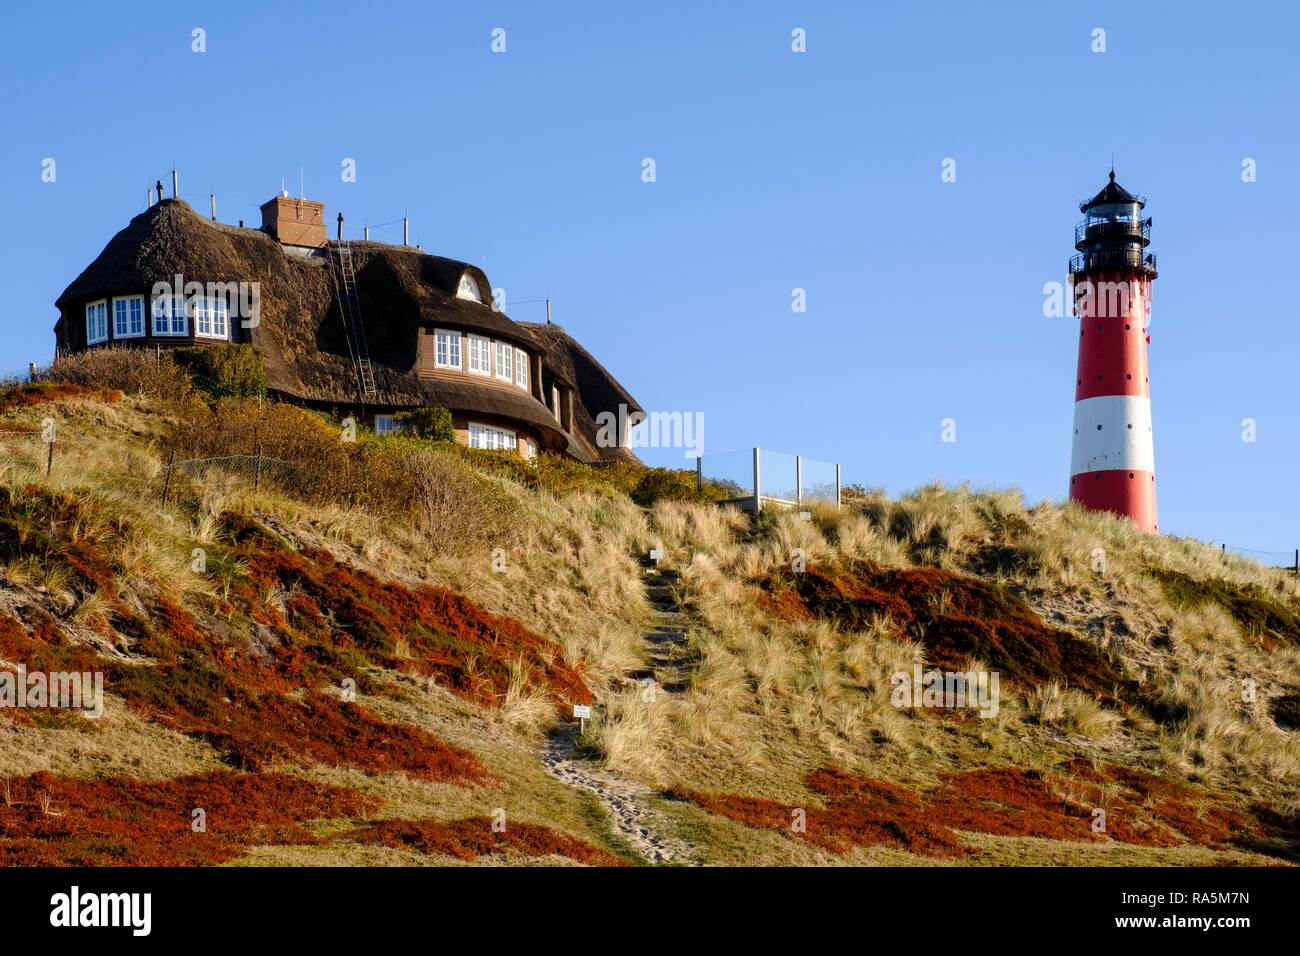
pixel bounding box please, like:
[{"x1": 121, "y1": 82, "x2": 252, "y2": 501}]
[{"x1": 573, "y1": 703, "x2": 592, "y2": 734}]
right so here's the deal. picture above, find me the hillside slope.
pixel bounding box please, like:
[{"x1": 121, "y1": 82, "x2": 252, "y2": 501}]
[{"x1": 1, "y1": 382, "x2": 1297, "y2": 866}]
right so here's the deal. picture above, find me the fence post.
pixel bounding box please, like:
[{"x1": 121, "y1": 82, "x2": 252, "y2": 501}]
[
  {"x1": 1294, "y1": 548, "x2": 1298, "y2": 575},
  {"x1": 753, "y1": 447, "x2": 761, "y2": 514},
  {"x1": 45, "y1": 437, "x2": 55, "y2": 477},
  {"x1": 253, "y1": 418, "x2": 262, "y2": 494},
  {"x1": 835, "y1": 463, "x2": 841, "y2": 510},
  {"x1": 161, "y1": 448, "x2": 176, "y2": 504},
  {"x1": 695, "y1": 455, "x2": 702, "y2": 493},
  {"x1": 795, "y1": 455, "x2": 802, "y2": 506}
]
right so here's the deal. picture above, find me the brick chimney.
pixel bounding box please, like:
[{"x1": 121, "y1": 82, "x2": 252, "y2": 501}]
[{"x1": 260, "y1": 193, "x2": 326, "y2": 248}]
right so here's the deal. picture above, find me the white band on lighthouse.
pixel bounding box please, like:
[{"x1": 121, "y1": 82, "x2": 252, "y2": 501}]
[{"x1": 1070, "y1": 394, "x2": 1155, "y2": 474}]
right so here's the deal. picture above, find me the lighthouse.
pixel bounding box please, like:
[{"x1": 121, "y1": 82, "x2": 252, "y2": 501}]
[{"x1": 1068, "y1": 171, "x2": 1159, "y2": 532}]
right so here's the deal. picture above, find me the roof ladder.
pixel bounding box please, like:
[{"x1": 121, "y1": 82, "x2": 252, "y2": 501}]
[{"x1": 329, "y1": 242, "x2": 376, "y2": 400}]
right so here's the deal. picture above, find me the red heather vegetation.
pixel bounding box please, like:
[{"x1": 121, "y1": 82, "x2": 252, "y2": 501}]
[
  {"x1": 0, "y1": 490, "x2": 491, "y2": 782},
  {"x1": 350, "y1": 817, "x2": 627, "y2": 867},
  {"x1": 687, "y1": 763, "x2": 1290, "y2": 860},
  {"x1": 1061, "y1": 759, "x2": 1253, "y2": 849},
  {"x1": 688, "y1": 768, "x2": 967, "y2": 857},
  {"x1": 0, "y1": 382, "x2": 123, "y2": 415},
  {"x1": 765, "y1": 561, "x2": 1132, "y2": 701},
  {"x1": 0, "y1": 771, "x2": 375, "y2": 866},
  {"x1": 228, "y1": 520, "x2": 591, "y2": 710}
]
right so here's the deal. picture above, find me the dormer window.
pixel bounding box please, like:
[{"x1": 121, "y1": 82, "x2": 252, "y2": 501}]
[
  {"x1": 194, "y1": 297, "x2": 229, "y2": 339},
  {"x1": 514, "y1": 348, "x2": 529, "y2": 391},
  {"x1": 112, "y1": 296, "x2": 145, "y2": 339},
  {"x1": 494, "y1": 341, "x2": 514, "y2": 382},
  {"x1": 152, "y1": 295, "x2": 189, "y2": 336},
  {"x1": 85, "y1": 300, "x2": 108, "y2": 345},
  {"x1": 434, "y1": 329, "x2": 462, "y2": 369},
  {"x1": 467, "y1": 334, "x2": 491, "y2": 375},
  {"x1": 457, "y1": 273, "x2": 482, "y2": 302}
]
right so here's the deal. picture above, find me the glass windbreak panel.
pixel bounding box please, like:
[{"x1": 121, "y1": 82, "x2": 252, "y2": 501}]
[
  {"x1": 699, "y1": 448, "x2": 754, "y2": 500},
  {"x1": 760, "y1": 449, "x2": 799, "y2": 504},
  {"x1": 800, "y1": 457, "x2": 839, "y2": 505}
]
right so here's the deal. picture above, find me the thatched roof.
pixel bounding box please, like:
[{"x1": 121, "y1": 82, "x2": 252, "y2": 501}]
[
  {"x1": 520, "y1": 322, "x2": 644, "y2": 463},
  {"x1": 54, "y1": 199, "x2": 642, "y2": 462}
]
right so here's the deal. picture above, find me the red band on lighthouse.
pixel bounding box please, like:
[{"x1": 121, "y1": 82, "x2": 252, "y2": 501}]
[{"x1": 1068, "y1": 172, "x2": 1159, "y2": 533}]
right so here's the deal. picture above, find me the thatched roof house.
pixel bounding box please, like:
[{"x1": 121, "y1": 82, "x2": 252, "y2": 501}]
[{"x1": 54, "y1": 193, "x2": 643, "y2": 463}]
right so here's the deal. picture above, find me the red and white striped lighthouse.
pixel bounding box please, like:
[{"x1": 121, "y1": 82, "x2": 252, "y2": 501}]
[{"x1": 1068, "y1": 171, "x2": 1159, "y2": 532}]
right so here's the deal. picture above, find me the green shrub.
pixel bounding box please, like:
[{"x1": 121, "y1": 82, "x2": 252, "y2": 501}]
[
  {"x1": 630, "y1": 468, "x2": 713, "y2": 507},
  {"x1": 174, "y1": 344, "x2": 266, "y2": 400},
  {"x1": 395, "y1": 406, "x2": 453, "y2": 441}
]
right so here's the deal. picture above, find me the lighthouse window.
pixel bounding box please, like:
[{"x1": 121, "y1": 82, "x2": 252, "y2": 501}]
[
  {"x1": 112, "y1": 296, "x2": 145, "y2": 338},
  {"x1": 85, "y1": 300, "x2": 108, "y2": 345}
]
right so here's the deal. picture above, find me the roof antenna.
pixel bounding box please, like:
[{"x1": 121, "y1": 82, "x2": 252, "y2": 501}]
[
  {"x1": 1110, "y1": 153, "x2": 1116, "y2": 180},
  {"x1": 281, "y1": 177, "x2": 288, "y2": 198}
]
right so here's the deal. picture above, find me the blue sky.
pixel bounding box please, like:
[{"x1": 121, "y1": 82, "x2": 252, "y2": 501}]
[{"x1": 1, "y1": 1, "x2": 1297, "y2": 557}]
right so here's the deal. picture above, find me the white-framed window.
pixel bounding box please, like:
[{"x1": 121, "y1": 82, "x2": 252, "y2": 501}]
[
  {"x1": 434, "y1": 329, "x2": 462, "y2": 369},
  {"x1": 467, "y1": 334, "x2": 491, "y2": 376},
  {"x1": 524, "y1": 438, "x2": 538, "y2": 460},
  {"x1": 495, "y1": 341, "x2": 514, "y2": 382},
  {"x1": 457, "y1": 272, "x2": 482, "y2": 302},
  {"x1": 468, "y1": 423, "x2": 517, "y2": 451},
  {"x1": 112, "y1": 296, "x2": 145, "y2": 339},
  {"x1": 514, "y1": 348, "x2": 529, "y2": 390},
  {"x1": 374, "y1": 414, "x2": 396, "y2": 435},
  {"x1": 194, "y1": 297, "x2": 229, "y2": 339},
  {"x1": 152, "y1": 295, "x2": 189, "y2": 336},
  {"x1": 85, "y1": 299, "x2": 108, "y2": 345}
]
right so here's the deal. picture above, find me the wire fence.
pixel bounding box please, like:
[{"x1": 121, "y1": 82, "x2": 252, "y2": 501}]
[{"x1": 1222, "y1": 545, "x2": 1299, "y2": 571}]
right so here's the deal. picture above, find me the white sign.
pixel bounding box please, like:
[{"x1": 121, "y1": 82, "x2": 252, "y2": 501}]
[
  {"x1": 649, "y1": 549, "x2": 662, "y2": 562},
  {"x1": 573, "y1": 704, "x2": 592, "y2": 719}
]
